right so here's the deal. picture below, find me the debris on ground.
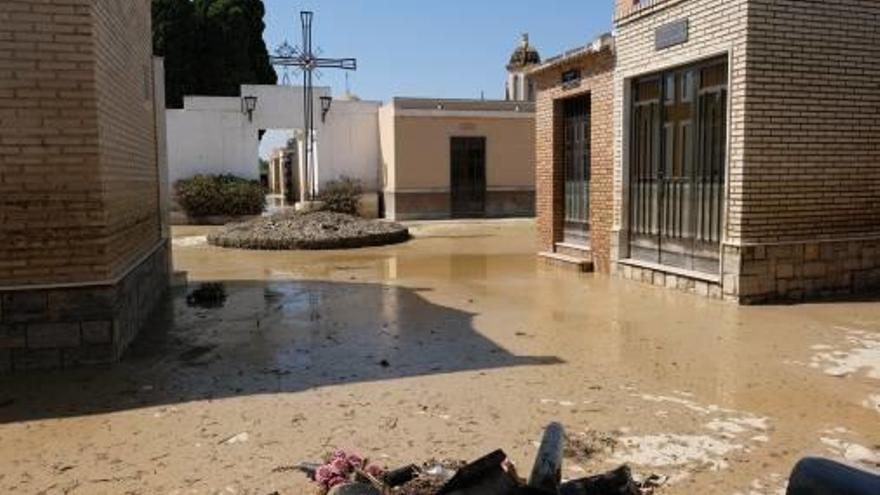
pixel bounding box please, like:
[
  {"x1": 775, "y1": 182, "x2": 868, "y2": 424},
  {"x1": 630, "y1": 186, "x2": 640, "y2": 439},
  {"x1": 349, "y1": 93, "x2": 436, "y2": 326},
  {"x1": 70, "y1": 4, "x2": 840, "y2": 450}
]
[
  {"x1": 564, "y1": 430, "x2": 619, "y2": 464},
  {"x1": 186, "y1": 282, "x2": 227, "y2": 308},
  {"x1": 297, "y1": 450, "x2": 386, "y2": 493},
  {"x1": 294, "y1": 423, "x2": 665, "y2": 495},
  {"x1": 220, "y1": 432, "x2": 249, "y2": 445}
]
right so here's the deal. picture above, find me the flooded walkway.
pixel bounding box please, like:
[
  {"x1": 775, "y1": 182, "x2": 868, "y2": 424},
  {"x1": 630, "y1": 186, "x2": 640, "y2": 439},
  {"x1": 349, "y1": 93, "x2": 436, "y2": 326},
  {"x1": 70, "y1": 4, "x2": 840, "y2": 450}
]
[{"x1": 1, "y1": 219, "x2": 878, "y2": 494}]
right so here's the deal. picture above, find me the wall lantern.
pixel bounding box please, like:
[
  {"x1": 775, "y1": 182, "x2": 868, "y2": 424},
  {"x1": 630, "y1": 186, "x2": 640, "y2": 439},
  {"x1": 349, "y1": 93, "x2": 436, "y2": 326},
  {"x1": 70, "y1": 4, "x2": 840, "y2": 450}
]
[
  {"x1": 242, "y1": 95, "x2": 258, "y2": 122},
  {"x1": 320, "y1": 95, "x2": 333, "y2": 123}
]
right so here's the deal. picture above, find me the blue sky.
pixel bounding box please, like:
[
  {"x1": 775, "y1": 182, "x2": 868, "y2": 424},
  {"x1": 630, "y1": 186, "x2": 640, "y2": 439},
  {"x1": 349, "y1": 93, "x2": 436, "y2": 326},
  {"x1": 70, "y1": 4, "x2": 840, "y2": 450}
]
[{"x1": 261, "y1": 0, "x2": 615, "y2": 102}]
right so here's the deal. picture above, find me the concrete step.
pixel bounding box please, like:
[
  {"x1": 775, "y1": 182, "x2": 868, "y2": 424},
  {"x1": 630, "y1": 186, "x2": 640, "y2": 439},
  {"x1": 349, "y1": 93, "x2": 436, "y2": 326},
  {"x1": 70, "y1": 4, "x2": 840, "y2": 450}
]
[
  {"x1": 555, "y1": 242, "x2": 592, "y2": 259},
  {"x1": 538, "y1": 251, "x2": 594, "y2": 272}
]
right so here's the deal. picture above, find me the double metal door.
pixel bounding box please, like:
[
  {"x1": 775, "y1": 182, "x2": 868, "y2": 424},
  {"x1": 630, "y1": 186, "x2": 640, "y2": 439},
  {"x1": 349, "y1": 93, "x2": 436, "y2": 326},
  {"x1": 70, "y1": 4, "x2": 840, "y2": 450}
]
[{"x1": 629, "y1": 58, "x2": 728, "y2": 274}]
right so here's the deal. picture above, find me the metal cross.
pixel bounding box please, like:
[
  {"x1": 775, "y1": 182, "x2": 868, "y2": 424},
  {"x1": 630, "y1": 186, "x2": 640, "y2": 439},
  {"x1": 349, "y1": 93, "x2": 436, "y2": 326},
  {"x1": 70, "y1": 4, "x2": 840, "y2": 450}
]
[{"x1": 270, "y1": 11, "x2": 357, "y2": 201}]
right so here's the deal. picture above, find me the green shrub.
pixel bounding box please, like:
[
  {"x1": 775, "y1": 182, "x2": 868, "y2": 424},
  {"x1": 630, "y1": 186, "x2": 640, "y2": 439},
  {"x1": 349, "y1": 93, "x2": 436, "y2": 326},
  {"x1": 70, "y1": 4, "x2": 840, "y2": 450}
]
[
  {"x1": 319, "y1": 176, "x2": 363, "y2": 215},
  {"x1": 175, "y1": 174, "x2": 265, "y2": 218}
]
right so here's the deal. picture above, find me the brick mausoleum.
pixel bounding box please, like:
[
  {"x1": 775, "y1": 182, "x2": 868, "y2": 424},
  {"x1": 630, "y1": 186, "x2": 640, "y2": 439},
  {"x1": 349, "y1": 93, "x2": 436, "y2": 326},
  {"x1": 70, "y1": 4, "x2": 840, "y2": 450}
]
[
  {"x1": 0, "y1": 0, "x2": 170, "y2": 372},
  {"x1": 536, "y1": 0, "x2": 880, "y2": 303}
]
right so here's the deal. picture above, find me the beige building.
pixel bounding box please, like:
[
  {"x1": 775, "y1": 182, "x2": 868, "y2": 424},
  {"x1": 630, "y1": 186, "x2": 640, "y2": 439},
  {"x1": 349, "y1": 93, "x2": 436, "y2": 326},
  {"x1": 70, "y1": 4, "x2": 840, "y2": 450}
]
[
  {"x1": 380, "y1": 98, "x2": 536, "y2": 220},
  {"x1": 0, "y1": 0, "x2": 169, "y2": 372}
]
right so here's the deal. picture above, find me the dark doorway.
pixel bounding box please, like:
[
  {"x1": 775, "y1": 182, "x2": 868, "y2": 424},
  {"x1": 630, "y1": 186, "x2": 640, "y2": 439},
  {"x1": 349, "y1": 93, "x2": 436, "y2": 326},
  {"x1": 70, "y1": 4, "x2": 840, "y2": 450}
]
[
  {"x1": 450, "y1": 137, "x2": 487, "y2": 218},
  {"x1": 562, "y1": 95, "x2": 591, "y2": 245},
  {"x1": 628, "y1": 57, "x2": 728, "y2": 274},
  {"x1": 282, "y1": 151, "x2": 297, "y2": 204}
]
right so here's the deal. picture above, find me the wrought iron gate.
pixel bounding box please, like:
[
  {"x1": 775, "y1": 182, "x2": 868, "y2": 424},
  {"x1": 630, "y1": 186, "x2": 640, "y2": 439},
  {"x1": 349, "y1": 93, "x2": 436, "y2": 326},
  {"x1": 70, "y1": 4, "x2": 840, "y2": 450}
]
[
  {"x1": 563, "y1": 96, "x2": 591, "y2": 245},
  {"x1": 628, "y1": 57, "x2": 727, "y2": 274}
]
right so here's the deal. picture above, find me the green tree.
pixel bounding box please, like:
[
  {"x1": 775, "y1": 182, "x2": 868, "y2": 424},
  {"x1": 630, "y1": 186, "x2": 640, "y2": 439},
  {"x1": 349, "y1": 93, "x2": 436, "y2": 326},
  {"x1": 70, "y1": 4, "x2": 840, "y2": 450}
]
[
  {"x1": 152, "y1": 0, "x2": 277, "y2": 108},
  {"x1": 152, "y1": 0, "x2": 197, "y2": 108}
]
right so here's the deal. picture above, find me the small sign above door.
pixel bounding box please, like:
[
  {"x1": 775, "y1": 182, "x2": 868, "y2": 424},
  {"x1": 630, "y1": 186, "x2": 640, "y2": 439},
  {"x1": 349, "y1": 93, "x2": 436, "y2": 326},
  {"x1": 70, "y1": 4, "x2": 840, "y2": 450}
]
[
  {"x1": 561, "y1": 69, "x2": 581, "y2": 89},
  {"x1": 655, "y1": 19, "x2": 689, "y2": 50}
]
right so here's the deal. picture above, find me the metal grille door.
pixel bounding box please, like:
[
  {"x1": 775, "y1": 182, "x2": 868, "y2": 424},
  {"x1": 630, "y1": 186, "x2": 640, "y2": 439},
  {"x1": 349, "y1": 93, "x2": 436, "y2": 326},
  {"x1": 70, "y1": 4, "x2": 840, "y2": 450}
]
[
  {"x1": 628, "y1": 58, "x2": 728, "y2": 274},
  {"x1": 563, "y1": 96, "x2": 591, "y2": 245}
]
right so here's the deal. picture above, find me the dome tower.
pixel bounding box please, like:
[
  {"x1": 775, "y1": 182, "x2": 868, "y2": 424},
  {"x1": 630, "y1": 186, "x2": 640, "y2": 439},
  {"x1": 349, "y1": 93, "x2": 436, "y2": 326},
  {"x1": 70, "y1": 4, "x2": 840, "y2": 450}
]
[{"x1": 506, "y1": 33, "x2": 541, "y2": 102}]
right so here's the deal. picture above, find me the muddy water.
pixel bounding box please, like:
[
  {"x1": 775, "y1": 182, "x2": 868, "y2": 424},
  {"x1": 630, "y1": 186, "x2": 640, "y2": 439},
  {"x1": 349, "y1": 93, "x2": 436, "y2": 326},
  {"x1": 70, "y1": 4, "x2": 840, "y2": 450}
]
[{"x1": 1, "y1": 219, "x2": 878, "y2": 495}]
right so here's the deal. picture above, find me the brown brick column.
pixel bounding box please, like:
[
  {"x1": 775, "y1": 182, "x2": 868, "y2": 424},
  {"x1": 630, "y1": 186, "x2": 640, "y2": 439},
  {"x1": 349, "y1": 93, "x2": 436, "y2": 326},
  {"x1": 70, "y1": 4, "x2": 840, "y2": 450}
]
[{"x1": 533, "y1": 47, "x2": 616, "y2": 271}]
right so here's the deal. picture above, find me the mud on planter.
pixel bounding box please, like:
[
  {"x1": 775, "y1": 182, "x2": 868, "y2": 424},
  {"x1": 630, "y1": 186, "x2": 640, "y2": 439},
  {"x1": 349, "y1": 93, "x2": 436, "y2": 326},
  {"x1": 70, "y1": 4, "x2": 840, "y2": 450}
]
[{"x1": 207, "y1": 211, "x2": 410, "y2": 250}]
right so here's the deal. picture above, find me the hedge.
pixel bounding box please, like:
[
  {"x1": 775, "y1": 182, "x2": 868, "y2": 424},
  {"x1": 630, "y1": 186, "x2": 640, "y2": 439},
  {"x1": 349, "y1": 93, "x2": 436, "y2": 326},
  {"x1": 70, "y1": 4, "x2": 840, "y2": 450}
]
[{"x1": 175, "y1": 174, "x2": 265, "y2": 218}]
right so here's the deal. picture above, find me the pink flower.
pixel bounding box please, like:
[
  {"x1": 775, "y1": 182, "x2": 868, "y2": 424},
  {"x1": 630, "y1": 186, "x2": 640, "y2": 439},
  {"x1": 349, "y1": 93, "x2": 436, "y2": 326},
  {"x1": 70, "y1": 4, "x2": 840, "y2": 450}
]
[
  {"x1": 365, "y1": 464, "x2": 384, "y2": 478},
  {"x1": 330, "y1": 457, "x2": 353, "y2": 475},
  {"x1": 326, "y1": 475, "x2": 346, "y2": 488},
  {"x1": 313, "y1": 450, "x2": 384, "y2": 489},
  {"x1": 346, "y1": 454, "x2": 365, "y2": 469}
]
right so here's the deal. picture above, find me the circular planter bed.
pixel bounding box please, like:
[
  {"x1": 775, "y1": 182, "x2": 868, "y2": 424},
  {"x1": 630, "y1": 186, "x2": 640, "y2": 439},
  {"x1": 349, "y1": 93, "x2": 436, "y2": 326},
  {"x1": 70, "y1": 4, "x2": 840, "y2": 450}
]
[{"x1": 207, "y1": 211, "x2": 410, "y2": 250}]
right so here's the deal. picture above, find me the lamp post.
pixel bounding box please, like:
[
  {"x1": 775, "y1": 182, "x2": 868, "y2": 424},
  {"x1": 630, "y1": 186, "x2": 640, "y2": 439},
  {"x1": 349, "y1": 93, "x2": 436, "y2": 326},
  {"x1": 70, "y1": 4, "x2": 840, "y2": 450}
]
[
  {"x1": 242, "y1": 95, "x2": 258, "y2": 122},
  {"x1": 320, "y1": 95, "x2": 333, "y2": 123}
]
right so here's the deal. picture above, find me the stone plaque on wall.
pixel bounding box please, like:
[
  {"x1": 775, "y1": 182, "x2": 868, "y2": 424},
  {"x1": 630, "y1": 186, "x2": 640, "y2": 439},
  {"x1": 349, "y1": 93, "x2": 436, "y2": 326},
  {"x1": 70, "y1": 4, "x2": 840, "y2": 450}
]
[{"x1": 655, "y1": 19, "x2": 689, "y2": 50}]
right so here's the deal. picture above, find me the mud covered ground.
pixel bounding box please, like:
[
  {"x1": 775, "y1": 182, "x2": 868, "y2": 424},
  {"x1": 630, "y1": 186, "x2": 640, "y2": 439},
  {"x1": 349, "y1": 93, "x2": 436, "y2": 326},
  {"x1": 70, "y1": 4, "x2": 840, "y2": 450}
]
[{"x1": 1, "y1": 219, "x2": 878, "y2": 494}]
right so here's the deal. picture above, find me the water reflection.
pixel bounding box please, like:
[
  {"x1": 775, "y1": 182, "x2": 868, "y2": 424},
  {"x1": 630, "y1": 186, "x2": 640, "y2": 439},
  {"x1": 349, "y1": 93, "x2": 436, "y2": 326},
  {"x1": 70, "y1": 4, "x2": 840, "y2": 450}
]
[{"x1": 0, "y1": 279, "x2": 563, "y2": 423}]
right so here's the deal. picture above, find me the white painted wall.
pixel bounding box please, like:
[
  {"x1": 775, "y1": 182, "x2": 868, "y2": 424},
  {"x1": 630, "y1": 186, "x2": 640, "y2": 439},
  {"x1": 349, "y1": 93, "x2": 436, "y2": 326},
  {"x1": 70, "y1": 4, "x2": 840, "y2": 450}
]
[
  {"x1": 317, "y1": 99, "x2": 380, "y2": 190},
  {"x1": 240, "y1": 84, "x2": 328, "y2": 130},
  {"x1": 167, "y1": 97, "x2": 258, "y2": 182},
  {"x1": 166, "y1": 85, "x2": 380, "y2": 193}
]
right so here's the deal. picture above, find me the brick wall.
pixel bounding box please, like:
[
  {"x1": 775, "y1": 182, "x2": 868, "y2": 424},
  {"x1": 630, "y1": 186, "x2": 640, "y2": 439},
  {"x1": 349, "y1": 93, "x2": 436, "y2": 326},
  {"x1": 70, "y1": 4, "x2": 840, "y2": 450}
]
[
  {"x1": 612, "y1": 0, "x2": 880, "y2": 302},
  {"x1": 0, "y1": 0, "x2": 168, "y2": 371},
  {"x1": 533, "y1": 48, "x2": 615, "y2": 272},
  {"x1": 740, "y1": 0, "x2": 880, "y2": 243},
  {"x1": 734, "y1": 0, "x2": 880, "y2": 301},
  {"x1": 0, "y1": 0, "x2": 160, "y2": 287},
  {"x1": 615, "y1": 0, "x2": 677, "y2": 21},
  {"x1": 534, "y1": 73, "x2": 563, "y2": 253},
  {"x1": 93, "y1": 0, "x2": 161, "y2": 278},
  {"x1": 0, "y1": 0, "x2": 107, "y2": 285}
]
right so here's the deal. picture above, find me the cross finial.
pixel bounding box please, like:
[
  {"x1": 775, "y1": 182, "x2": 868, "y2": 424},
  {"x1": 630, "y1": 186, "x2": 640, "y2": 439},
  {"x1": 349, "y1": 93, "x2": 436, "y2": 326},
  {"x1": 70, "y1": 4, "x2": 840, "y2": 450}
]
[{"x1": 269, "y1": 11, "x2": 357, "y2": 202}]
